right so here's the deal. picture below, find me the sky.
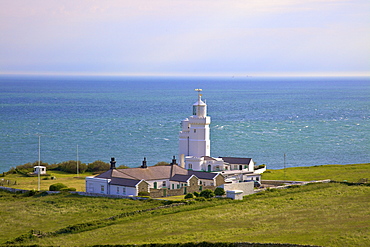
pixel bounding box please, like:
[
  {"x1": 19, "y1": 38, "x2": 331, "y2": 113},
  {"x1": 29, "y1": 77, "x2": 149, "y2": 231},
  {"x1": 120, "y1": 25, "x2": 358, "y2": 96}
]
[{"x1": 0, "y1": 0, "x2": 369, "y2": 77}]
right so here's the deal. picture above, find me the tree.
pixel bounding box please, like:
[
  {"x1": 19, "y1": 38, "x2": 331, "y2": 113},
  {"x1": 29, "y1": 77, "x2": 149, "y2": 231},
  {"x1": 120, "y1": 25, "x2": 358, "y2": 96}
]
[
  {"x1": 117, "y1": 165, "x2": 130, "y2": 169},
  {"x1": 154, "y1": 161, "x2": 170, "y2": 166},
  {"x1": 58, "y1": 160, "x2": 87, "y2": 174},
  {"x1": 87, "y1": 160, "x2": 110, "y2": 172},
  {"x1": 200, "y1": 189, "x2": 215, "y2": 198},
  {"x1": 214, "y1": 187, "x2": 225, "y2": 196}
]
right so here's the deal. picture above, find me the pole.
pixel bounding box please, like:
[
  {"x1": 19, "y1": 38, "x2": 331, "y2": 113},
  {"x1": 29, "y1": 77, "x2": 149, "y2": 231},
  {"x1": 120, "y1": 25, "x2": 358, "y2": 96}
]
[
  {"x1": 76, "y1": 144, "x2": 79, "y2": 177},
  {"x1": 284, "y1": 153, "x2": 286, "y2": 182},
  {"x1": 38, "y1": 135, "x2": 41, "y2": 191}
]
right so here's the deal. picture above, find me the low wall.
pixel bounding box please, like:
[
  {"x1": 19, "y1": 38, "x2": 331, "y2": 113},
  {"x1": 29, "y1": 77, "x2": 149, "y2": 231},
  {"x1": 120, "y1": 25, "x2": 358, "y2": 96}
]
[
  {"x1": 149, "y1": 185, "x2": 217, "y2": 198},
  {"x1": 0, "y1": 186, "x2": 28, "y2": 193},
  {"x1": 220, "y1": 182, "x2": 254, "y2": 196}
]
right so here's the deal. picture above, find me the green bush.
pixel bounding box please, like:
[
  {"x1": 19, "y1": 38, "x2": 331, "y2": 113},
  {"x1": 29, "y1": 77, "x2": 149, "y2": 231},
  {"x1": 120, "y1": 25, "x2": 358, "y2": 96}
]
[
  {"x1": 214, "y1": 187, "x2": 225, "y2": 196},
  {"x1": 193, "y1": 191, "x2": 200, "y2": 197},
  {"x1": 116, "y1": 165, "x2": 130, "y2": 169},
  {"x1": 184, "y1": 193, "x2": 194, "y2": 199},
  {"x1": 194, "y1": 197, "x2": 206, "y2": 201},
  {"x1": 138, "y1": 191, "x2": 150, "y2": 197},
  {"x1": 87, "y1": 160, "x2": 110, "y2": 173},
  {"x1": 200, "y1": 189, "x2": 215, "y2": 198},
  {"x1": 49, "y1": 183, "x2": 68, "y2": 191},
  {"x1": 58, "y1": 161, "x2": 87, "y2": 174},
  {"x1": 60, "y1": 187, "x2": 76, "y2": 192},
  {"x1": 154, "y1": 161, "x2": 170, "y2": 166}
]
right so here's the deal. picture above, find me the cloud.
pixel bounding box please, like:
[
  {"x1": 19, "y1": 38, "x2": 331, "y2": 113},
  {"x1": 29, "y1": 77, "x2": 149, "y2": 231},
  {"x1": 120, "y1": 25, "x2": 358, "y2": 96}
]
[{"x1": 0, "y1": 0, "x2": 369, "y2": 76}]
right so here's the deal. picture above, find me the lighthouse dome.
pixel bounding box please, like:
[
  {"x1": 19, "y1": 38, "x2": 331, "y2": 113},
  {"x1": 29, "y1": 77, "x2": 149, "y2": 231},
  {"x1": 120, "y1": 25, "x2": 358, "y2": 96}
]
[{"x1": 192, "y1": 97, "x2": 207, "y2": 117}]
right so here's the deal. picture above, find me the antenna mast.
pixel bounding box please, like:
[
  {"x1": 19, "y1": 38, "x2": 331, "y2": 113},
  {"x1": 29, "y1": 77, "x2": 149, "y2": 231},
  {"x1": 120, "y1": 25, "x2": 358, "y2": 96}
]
[
  {"x1": 76, "y1": 144, "x2": 79, "y2": 177},
  {"x1": 38, "y1": 135, "x2": 41, "y2": 191}
]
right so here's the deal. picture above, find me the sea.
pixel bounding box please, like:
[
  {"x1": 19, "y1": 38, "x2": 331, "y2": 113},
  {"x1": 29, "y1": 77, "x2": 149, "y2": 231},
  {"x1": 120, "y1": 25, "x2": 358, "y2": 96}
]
[{"x1": 0, "y1": 75, "x2": 369, "y2": 173}]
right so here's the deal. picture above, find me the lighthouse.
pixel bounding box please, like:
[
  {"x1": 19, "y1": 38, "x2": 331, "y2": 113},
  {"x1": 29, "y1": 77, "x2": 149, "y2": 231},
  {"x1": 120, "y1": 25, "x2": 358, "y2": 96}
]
[{"x1": 179, "y1": 89, "x2": 211, "y2": 170}]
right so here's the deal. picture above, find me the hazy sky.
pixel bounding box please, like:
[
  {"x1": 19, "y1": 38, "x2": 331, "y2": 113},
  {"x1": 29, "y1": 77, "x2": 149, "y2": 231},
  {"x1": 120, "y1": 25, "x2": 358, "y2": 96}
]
[{"x1": 0, "y1": 0, "x2": 369, "y2": 76}]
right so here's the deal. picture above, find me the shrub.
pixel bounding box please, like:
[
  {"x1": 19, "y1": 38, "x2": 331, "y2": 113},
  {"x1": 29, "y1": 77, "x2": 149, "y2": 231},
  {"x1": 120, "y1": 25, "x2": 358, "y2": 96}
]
[
  {"x1": 193, "y1": 191, "x2": 200, "y2": 197},
  {"x1": 87, "y1": 160, "x2": 110, "y2": 173},
  {"x1": 58, "y1": 161, "x2": 87, "y2": 174},
  {"x1": 60, "y1": 187, "x2": 76, "y2": 192},
  {"x1": 200, "y1": 189, "x2": 215, "y2": 198},
  {"x1": 49, "y1": 183, "x2": 68, "y2": 191},
  {"x1": 154, "y1": 161, "x2": 170, "y2": 166},
  {"x1": 116, "y1": 165, "x2": 130, "y2": 169},
  {"x1": 195, "y1": 197, "x2": 206, "y2": 201},
  {"x1": 138, "y1": 191, "x2": 150, "y2": 197},
  {"x1": 184, "y1": 193, "x2": 194, "y2": 199},
  {"x1": 214, "y1": 187, "x2": 225, "y2": 196},
  {"x1": 25, "y1": 190, "x2": 37, "y2": 197}
]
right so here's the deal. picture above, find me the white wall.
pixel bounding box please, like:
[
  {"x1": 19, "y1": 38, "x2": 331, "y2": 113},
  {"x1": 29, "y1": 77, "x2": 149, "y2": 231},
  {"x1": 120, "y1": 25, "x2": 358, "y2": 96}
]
[
  {"x1": 146, "y1": 179, "x2": 170, "y2": 189},
  {"x1": 86, "y1": 177, "x2": 110, "y2": 194},
  {"x1": 220, "y1": 181, "x2": 254, "y2": 196},
  {"x1": 110, "y1": 185, "x2": 137, "y2": 196}
]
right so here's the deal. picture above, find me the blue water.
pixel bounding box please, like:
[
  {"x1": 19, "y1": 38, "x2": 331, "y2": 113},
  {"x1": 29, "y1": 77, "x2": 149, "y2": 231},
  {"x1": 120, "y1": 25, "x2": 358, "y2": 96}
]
[{"x1": 0, "y1": 75, "x2": 369, "y2": 173}]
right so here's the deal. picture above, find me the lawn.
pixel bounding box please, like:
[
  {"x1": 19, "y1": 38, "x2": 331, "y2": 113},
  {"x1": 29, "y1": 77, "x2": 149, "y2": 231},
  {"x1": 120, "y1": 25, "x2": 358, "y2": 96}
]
[
  {"x1": 1, "y1": 170, "x2": 93, "y2": 191},
  {"x1": 1, "y1": 182, "x2": 369, "y2": 247},
  {"x1": 262, "y1": 163, "x2": 370, "y2": 183},
  {"x1": 2, "y1": 163, "x2": 369, "y2": 192}
]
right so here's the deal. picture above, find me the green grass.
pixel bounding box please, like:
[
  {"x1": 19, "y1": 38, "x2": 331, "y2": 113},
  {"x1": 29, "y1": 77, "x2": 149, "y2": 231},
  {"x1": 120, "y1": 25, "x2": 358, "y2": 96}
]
[
  {"x1": 3, "y1": 163, "x2": 369, "y2": 192},
  {"x1": 262, "y1": 163, "x2": 370, "y2": 182},
  {"x1": 1, "y1": 182, "x2": 369, "y2": 247},
  {"x1": 1, "y1": 170, "x2": 93, "y2": 191}
]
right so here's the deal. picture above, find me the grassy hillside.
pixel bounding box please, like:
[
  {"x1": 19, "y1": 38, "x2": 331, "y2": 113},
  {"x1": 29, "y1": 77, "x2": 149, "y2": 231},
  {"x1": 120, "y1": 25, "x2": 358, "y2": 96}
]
[
  {"x1": 2, "y1": 163, "x2": 369, "y2": 192},
  {"x1": 1, "y1": 170, "x2": 92, "y2": 191},
  {"x1": 262, "y1": 163, "x2": 370, "y2": 182},
  {"x1": 1, "y1": 182, "x2": 369, "y2": 246}
]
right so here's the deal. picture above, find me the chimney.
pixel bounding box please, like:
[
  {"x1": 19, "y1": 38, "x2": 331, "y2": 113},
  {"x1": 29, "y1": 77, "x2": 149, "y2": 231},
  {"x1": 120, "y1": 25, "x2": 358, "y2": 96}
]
[
  {"x1": 110, "y1": 157, "x2": 116, "y2": 169},
  {"x1": 171, "y1": 156, "x2": 177, "y2": 166},
  {"x1": 141, "y1": 157, "x2": 147, "y2": 168}
]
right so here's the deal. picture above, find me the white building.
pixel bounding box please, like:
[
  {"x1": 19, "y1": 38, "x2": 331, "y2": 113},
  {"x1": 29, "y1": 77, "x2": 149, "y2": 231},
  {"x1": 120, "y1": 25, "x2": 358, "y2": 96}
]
[
  {"x1": 178, "y1": 89, "x2": 263, "y2": 182},
  {"x1": 33, "y1": 166, "x2": 46, "y2": 175}
]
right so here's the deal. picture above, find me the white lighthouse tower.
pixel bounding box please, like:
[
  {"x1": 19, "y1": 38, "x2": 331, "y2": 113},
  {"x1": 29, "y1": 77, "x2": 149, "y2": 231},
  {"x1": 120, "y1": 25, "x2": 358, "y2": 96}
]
[{"x1": 179, "y1": 89, "x2": 211, "y2": 170}]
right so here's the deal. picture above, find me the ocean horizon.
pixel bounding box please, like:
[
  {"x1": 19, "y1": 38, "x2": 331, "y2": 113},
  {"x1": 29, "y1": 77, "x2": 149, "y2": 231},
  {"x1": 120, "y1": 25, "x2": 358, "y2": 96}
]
[{"x1": 0, "y1": 75, "x2": 369, "y2": 173}]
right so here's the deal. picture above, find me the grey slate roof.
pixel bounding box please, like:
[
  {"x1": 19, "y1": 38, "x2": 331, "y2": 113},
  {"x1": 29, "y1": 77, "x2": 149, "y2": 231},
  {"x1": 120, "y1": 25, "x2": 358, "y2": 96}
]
[
  {"x1": 110, "y1": 177, "x2": 142, "y2": 187},
  {"x1": 170, "y1": 174, "x2": 193, "y2": 182},
  {"x1": 220, "y1": 157, "x2": 252, "y2": 165}
]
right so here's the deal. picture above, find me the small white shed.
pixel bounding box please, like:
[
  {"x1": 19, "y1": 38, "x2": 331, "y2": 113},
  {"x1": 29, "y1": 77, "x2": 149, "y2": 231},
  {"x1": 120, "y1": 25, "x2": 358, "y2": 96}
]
[
  {"x1": 33, "y1": 166, "x2": 46, "y2": 175},
  {"x1": 226, "y1": 190, "x2": 244, "y2": 200}
]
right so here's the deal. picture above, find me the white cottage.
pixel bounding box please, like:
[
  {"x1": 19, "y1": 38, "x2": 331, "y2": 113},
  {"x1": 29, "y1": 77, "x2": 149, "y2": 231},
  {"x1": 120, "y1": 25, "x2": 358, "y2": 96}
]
[{"x1": 33, "y1": 166, "x2": 46, "y2": 175}]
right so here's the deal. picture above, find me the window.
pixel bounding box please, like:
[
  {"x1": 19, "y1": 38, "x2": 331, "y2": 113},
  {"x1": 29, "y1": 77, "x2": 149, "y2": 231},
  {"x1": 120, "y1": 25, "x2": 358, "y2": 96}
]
[
  {"x1": 162, "y1": 181, "x2": 166, "y2": 187},
  {"x1": 177, "y1": 184, "x2": 180, "y2": 189},
  {"x1": 189, "y1": 164, "x2": 192, "y2": 169},
  {"x1": 172, "y1": 184, "x2": 174, "y2": 190},
  {"x1": 116, "y1": 187, "x2": 119, "y2": 194},
  {"x1": 122, "y1": 188, "x2": 126, "y2": 195},
  {"x1": 154, "y1": 182, "x2": 157, "y2": 189},
  {"x1": 100, "y1": 185, "x2": 104, "y2": 193},
  {"x1": 194, "y1": 129, "x2": 196, "y2": 133}
]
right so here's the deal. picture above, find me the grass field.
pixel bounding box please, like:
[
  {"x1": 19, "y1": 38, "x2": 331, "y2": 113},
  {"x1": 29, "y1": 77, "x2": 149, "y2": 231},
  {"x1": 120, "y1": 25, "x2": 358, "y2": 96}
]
[
  {"x1": 1, "y1": 163, "x2": 369, "y2": 246},
  {"x1": 2, "y1": 163, "x2": 369, "y2": 192},
  {"x1": 262, "y1": 163, "x2": 370, "y2": 183},
  {"x1": 1, "y1": 182, "x2": 369, "y2": 246},
  {"x1": 1, "y1": 170, "x2": 93, "y2": 191}
]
